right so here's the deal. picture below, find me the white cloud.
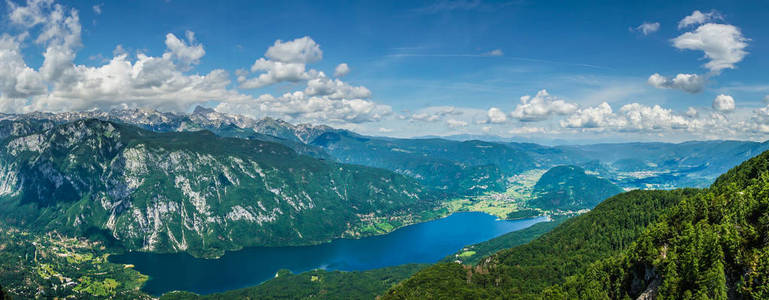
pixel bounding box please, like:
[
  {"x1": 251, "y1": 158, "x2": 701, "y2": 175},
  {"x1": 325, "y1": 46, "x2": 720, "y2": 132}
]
[
  {"x1": 618, "y1": 103, "x2": 689, "y2": 131},
  {"x1": 686, "y1": 107, "x2": 698, "y2": 117},
  {"x1": 239, "y1": 58, "x2": 313, "y2": 89},
  {"x1": 558, "y1": 101, "x2": 744, "y2": 138},
  {"x1": 411, "y1": 112, "x2": 440, "y2": 122},
  {"x1": 635, "y1": 22, "x2": 660, "y2": 35},
  {"x1": 678, "y1": 10, "x2": 722, "y2": 29},
  {"x1": 561, "y1": 102, "x2": 615, "y2": 128},
  {"x1": 334, "y1": 63, "x2": 350, "y2": 77},
  {"x1": 410, "y1": 106, "x2": 461, "y2": 122},
  {"x1": 712, "y1": 94, "x2": 735, "y2": 112},
  {"x1": 164, "y1": 31, "x2": 205, "y2": 69},
  {"x1": 649, "y1": 12, "x2": 748, "y2": 96},
  {"x1": 304, "y1": 75, "x2": 372, "y2": 99},
  {"x1": 487, "y1": 107, "x2": 507, "y2": 123},
  {"x1": 647, "y1": 73, "x2": 706, "y2": 93},
  {"x1": 0, "y1": 34, "x2": 47, "y2": 99},
  {"x1": 0, "y1": 1, "x2": 391, "y2": 125},
  {"x1": 216, "y1": 91, "x2": 391, "y2": 124},
  {"x1": 265, "y1": 36, "x2": 322, "y2": 64},
  {"x1": 92, "y1": 3, "x2": 102, "y2": 15},
  {"x1": 482, "y1": 49, "x2": 503, "y2": 56},
  {"x1": 511, "y1": 89, "x2": 578, "y2": 121},
  {"x1": 672, "y1": 23, "x2": 749, "y2": 73},
  {"x1": 446, "y1": 119, "x2": 467, "y2": 128}
]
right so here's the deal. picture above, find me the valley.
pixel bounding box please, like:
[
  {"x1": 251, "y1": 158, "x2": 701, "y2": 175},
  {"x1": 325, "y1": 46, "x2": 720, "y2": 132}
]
[{"x1": 1, "y1": 109, "x2": 768, "y2": 299}]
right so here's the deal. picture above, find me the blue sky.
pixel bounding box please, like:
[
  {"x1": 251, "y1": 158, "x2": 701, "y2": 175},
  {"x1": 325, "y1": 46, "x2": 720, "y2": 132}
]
[{"x1": 0, "y1": 0, "x2": 768, "y2": 142}]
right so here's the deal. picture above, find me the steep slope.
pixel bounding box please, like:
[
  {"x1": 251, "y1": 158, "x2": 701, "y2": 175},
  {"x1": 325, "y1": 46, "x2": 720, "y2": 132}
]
[
  {"x1": 549, "y1": 150, "x2": 769, "y2": 299},
  {"x1": 529, "y1": 165, "x2": 623, "y2": 210},
  {"x1": 311, "y1": 132, "x2": 535, "y2": 196},
  {"x1": 0, "y1": 119, "x2": 434, "y2": 258},
  {"x1": 382, "y1": 189, "x2": 694, "y2": 299}
]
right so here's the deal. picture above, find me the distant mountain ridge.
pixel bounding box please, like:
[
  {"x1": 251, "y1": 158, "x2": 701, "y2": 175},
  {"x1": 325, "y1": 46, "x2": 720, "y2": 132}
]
[{"x1": 3, "y1": 107, "x2": 769, "y2": 196}]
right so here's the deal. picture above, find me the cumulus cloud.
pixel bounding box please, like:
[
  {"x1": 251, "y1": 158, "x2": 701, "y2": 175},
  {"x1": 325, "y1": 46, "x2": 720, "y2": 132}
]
[
  {"x1": 558, "y1": 101, "x2": 745, "y2": 138},
  {"x1": 647, "y1": 73, "x2": 706, "y2": 93},
  {"x1": 678, "y1": 10, "x2": 722, "y2": 29},
  {"x1": 304, "y1": 74, "x2": 372, "y2": 99},
  {"x1": 265, "y1": 36, "x2": 322, "y2": 64},
  {"x1": 561, "y1": 102, "x2": 615, "y2": 129},
  {"x1": 237, "y1": 37, "x2": 331, "y2": 89},
  {"x1": 672, "y1": 23, "x2": 749, "y2": 73},
  {"x1": 649, "y1": 11, "x2": 748, "y2": 96},
  {"x1": 216, "y1": 91, "x2": 391, "y2": 124},
  {"x1": 334, "y1": 63, "x2": 350, "y2": 77},
  {"x1": 0, "y1": 0, "x2": 242, "y2": 112},
  {"x1": 0, "y1": 1, "x2": 391, "y2": 125},
  {"x1": 712, "y1": 94, "x2": 735, "y2": 112},
  {"x1": 0, "y1": 34, "x2": 47, "y2": 99},
  {"x1": 561, "y1": 102, "x2": 692, "y2": 131},
  {"x1": 239, "y1": 58, "x2": 314, "y2": 89},
  {"x1": 511, "y1": 89, "x2": 578, "y2": 121},
  {"x1": 92, "y1": 3, "x2": 102, "y2": 15},
  {"x1": 164, "y1": 31, "x2": 205, "y2": 68},
  {"x1": 619, "y1": 103, "x2": 689, "y2": 131},
  {"x1": 486, "y1": 107, "x2": 507, "y2": 123},
  {"x1": 634, "y1": 22, "x2": 660, "y2": 35}
]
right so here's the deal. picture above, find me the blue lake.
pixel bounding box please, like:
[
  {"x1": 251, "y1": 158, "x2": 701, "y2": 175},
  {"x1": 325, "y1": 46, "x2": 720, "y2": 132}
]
[{"x1": 110, "y1": 212, "x2": 548, "y2": 295}]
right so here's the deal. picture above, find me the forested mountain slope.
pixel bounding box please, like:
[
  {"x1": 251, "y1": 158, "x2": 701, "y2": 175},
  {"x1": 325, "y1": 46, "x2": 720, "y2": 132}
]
[
  {"x1": 529, "y1": 165, "x2": 623, "y2": 210},
  {"x1": 386, "y1": 149, "x2": 769, "y2": 299},
  {"x1": 0, "y1": 119, "x2": 434, "y2": 258},
  {"x1": 383, "y1": 189, "x2": 693, "y2": 299},
  {"x1": 549, "y1": 149, "x2": 769, "y2": 299}
]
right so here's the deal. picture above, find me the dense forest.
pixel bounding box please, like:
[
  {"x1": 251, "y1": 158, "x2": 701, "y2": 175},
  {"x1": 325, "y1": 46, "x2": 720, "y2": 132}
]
[
  {"x1": 547, "y1": 150, "x2": 769, "y2": 298},
  {"x1": 529, "y1": 165, "x2": 624, "y2": 211},
  {"x1": 384, "y1": 149, "x2": 769, "y2": 299},
  {"x1": 383, "y1": 189, "x2": 694, "y2": 298}
]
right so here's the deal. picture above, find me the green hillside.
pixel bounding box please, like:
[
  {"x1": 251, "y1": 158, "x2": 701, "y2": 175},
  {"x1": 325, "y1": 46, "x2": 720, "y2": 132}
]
[
  {"x1": 382, "y1": 189, "x2": 695, "y2": 299},
  {"x1": 548, "y1": 149, "x2": 769, "y2": 299},
  {"x1": 385, "y1": 149, "x2": 769, "y2": 299},
  {"x1": 529, "y1": 165, "x2": 624, "y2": 211}
]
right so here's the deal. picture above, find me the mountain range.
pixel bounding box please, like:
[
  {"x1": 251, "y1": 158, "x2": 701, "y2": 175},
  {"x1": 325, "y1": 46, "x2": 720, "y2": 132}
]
[
  {"x1": 1, "y1": 107, "x2": 769, "y2": 298},
  {"x1": 384, "y1": 143, "x2": 769, "y2": 299}
]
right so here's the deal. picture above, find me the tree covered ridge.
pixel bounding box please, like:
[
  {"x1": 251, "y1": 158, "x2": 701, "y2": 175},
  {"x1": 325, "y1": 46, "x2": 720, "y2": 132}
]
[
  {"x1": 529, "y1": 165, "x2": 623, "y2": 210},
  {"x1": 548, "y1": 149, "x2": 769, "y2": 299},
  {"x1": 382, "y1": 189, "x2": 694, "y2": 299},
  {"x1": 385, "y1": 149, "x2": 769, "y2": 299}
]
